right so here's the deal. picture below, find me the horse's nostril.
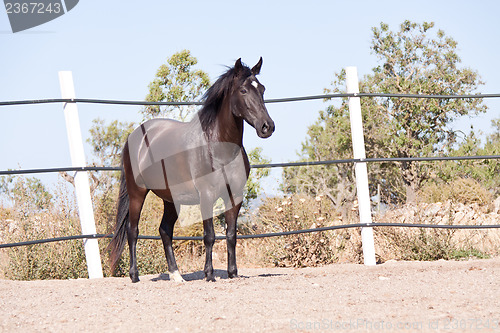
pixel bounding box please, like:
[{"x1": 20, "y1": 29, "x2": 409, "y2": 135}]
[{"x1": 262, "y1": 122, "x2": 269, "y2": 133}]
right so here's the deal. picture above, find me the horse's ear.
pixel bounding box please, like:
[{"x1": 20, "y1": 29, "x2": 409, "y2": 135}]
[
  {"x1": 251, "y1": 57, "x2": 263, "y2": 75},
  {"x1": 234, "y1": 58, "x2": 244, "y2": 76}
]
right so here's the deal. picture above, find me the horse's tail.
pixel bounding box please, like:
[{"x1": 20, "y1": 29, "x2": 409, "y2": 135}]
[{"x1": 108, "y1": 165, "x2": 130, "y2": 275}]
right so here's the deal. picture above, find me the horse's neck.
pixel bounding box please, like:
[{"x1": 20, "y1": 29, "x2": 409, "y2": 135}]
[
  {"x1": 199, "y1": 105, "x2": 244, "y2": 170},
  {"x1": 212, "y1": 102, "x2": 244, "y2": 146}
]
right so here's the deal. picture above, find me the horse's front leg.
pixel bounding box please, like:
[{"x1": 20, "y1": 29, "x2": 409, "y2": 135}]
[
  {"x1": 224, "y1": 199, "x2": 242, "y2": 278},
  {"x1": 200, "y1": 196, "x2": 216, "y2": 282}
]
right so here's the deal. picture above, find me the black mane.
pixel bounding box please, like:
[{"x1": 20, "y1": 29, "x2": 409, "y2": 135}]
[{"x1": 198, "y1": 63, "x2": 252, "y2": 132}]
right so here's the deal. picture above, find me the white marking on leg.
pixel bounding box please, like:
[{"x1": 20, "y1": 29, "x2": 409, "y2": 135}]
[
  {"x1": 251, "y1": 81, "x2": 258, "y2": 89},
  {"x1": 170, "y1": 270, "x2": 185, "y2": 283}
]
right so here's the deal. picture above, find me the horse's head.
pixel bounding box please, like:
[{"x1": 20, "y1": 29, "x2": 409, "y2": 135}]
[{"x1": 231, "y1": 58, "x2": 275, "y2": 138}]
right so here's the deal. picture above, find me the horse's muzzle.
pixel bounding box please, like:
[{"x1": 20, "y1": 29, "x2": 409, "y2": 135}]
[{"x1": 258, "y1": 119, "x2": 275, "y2": 138}]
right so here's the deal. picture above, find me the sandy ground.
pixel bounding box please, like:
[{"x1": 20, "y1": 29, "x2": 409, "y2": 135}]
[{"x1": 0, "y1": 258, "x2": 499, "y2": 332}]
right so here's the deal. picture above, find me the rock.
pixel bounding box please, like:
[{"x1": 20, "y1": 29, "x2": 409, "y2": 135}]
[
  {"x1": 493, "y1": 197, "x2": 500, "y2": 214},
  {"x1": 424, "y1": 202, "x2": 442, "y2": 217}
]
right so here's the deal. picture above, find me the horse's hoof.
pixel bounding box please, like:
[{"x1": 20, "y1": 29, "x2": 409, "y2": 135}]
[
  {"x1": 169, "y1": 270, "x2": 186, "y2": 283},
  {"x1": 204, "y1": 268, "x2": 215, "y2": 282},
  {"x1": 130, "y1": 272, "x2": 140, "y2": 283},
  {"x1": 228, "y1": 269, "x2": 238, "y2": 279}
]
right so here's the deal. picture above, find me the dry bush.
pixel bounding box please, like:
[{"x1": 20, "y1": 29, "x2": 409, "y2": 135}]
[
  {"x1": 2, "y1": 214, "x2": 89, "y2": 280},
  {"x1": 374, "y1": 200, "x2": 500, "y2": 262},
  {"x1": 1, "y1": 179, "x2": 168, "y2": 280},
  {"x1": 418, "y1": 177, "x2": 493, "y2": 207},
  {"x1": 0, "y1": 181, "x2": 97, "y2": 280},
  {"x1": 255, "y1": 194, "x2": 362, "y2": 267}
]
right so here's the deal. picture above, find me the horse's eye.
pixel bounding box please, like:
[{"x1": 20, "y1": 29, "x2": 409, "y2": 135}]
[{"x1": 240, "y1": 88, "x2": 247, "y2": 94}]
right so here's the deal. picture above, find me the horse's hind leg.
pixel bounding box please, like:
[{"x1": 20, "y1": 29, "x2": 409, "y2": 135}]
[
  {"x1": 159, "y1": 201, "x2": 185, "y2": 282},
  {"x1": 127, "y1": 190, "x2": 147, "y2": 283}
]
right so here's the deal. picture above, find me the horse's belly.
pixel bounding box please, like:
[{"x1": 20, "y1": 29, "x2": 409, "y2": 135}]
[{"x1": 153, "y1": 184, "x2": 200, "y2": 206}]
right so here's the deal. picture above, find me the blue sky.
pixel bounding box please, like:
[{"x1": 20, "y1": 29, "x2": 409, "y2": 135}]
[{"x1": 1, "y1": 1, "x2": 499, "y2": 193}]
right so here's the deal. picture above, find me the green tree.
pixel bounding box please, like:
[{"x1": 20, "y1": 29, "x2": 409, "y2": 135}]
[
  {"x1": 86, "y1": 118, "x2": 135, "y2": 189},
  {"x1": 282, "y1": 72, "x2": 400, "y2": 217},
  {"x1": 88, "y1": 119, "x2": 135, "y2": 168},
  {"x1": 73, "y1": 119, "x2": 136, "y2": 229},
  {"x1": 0, "y1": 175, "x2": 53, "y2": 217},
  {"x1": 434, "y1": 118, "x2": 500, "y2": 197},
  {"x1": 244, "y1": 147, "x2": 271, "y2": 206},
  {"x1": 284, "y1": 20, "x2": 487, "y2": 206},
  {"x1": 143, "y1": 49, "x2": 211, "y2": 121},
  {"x1": 61, "y1": 119, "x2": 134, "y2": 192},
  {"x1": 370, "y1": 21, "x2": 486, "y2": 202}
]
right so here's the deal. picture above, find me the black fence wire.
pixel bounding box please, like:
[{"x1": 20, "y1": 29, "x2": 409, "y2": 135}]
[
  {"x1": 2, "y1": 92, "x2": 500, "y2": 107},
  {"x1": 2, "y1": 222, "x2": 500, "y2": 249},
  {"x1": 1, "y1": 155, "x2": 500, "y2": 176},
  {"x1": 0, "y1": 92, "x2": 499, "y2": 249}
]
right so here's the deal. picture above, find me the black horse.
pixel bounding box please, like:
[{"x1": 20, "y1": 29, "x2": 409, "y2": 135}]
[{"x1": 109, "y1": 58, "x2": 275, "y2": 282}]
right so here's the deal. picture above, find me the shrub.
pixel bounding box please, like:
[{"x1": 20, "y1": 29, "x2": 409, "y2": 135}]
[
  {"x1": 418, "y1": 177, "x2": 493, "y2": 207},
  {"x1": 255, "y1": 194, "x2": 362, "y2": 267},
  {"x1": 0, "y1": 179, "x2": 94, "y2": 280},
  {"x1": 2, "y1": 212, "x2": 89, "y2": 280},
  {"x1": 376, "y1": 225, "x2": 493, "y2": 261}
]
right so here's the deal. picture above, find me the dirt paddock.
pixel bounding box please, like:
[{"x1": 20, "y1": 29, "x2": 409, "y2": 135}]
[{"x1": 1, "y1": 258, "x2": 499, "y2": 332}]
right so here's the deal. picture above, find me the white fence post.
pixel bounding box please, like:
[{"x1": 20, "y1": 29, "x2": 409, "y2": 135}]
[
  {"x1": 345, "y1": 66, "x2": 377, "y2": 266},
  {"x1": 58, "y1": 71, "x2": 103, "y2": 279}
]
